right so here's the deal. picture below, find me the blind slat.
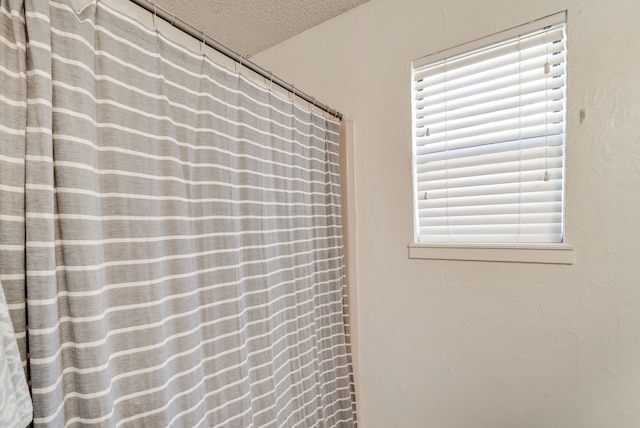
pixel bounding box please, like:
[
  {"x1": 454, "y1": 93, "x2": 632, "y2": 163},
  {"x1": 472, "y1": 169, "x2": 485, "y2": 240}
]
[
  {"x1": 415, "y1": 53, "x2": 566, "y2": 101},
  {"x1": 416, "y1": 134, "x2": 564, "y2": 165},
  {"x1": 417, "y1": 234, "x2": 562, "y2": 244},
  {"x1": 417, "y1": 111, "x2": 565, "y2": 146},
  {"x1": 418, "y1": 163, "x2": 564, "y2": 189},
  {"x1": 420, "y1": 177, "x2": 562, "y2": 201},
  {"x1": 415, "y1": 86, "x2": 565, "y2": 125},
  {"x1": 416, "y1": 98, "x2": 565, "y2": 137},
  {"x1": 415, "y1": 74, "x2": 566, "y2": 116},
  {"x1": 416, "y1": 123, "x2": 564, "y2": 156},
  {"x1": 418, "y1": 189, "x2": 563, "y2": 210},
  {"x1": 418, "y1": 149, "x2": 564, "y2": 180},
  {"x1": 418, "y1": 201, "x2": 563, "y2": 217},
  {"x1": 419, "y1": 223, "x2": 562, "y2": 235},
  {"x1": 420, "y1": 212, "x2": 562, "y2": 227}
]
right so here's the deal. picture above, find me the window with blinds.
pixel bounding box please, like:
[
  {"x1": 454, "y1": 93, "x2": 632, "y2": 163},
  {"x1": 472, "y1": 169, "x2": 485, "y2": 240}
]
[{"x1": 412, "y1": 12, "x2": 567, "y2": 245}]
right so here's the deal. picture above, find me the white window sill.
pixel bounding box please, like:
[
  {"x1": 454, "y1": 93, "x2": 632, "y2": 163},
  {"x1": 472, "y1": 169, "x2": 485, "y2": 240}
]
[{"x1": 408, "y1": 243, "x2": 574, "y2": 264}]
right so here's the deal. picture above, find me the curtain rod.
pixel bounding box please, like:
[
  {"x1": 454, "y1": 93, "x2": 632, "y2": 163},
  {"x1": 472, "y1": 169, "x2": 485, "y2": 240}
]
[{"x1": 127, "y1": 0, "x2": 343, "y2": 121}]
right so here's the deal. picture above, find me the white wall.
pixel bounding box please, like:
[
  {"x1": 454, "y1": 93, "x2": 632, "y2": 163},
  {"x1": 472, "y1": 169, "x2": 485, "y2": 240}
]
[{"x1": 254, "y1": 0, "x2": 640, "y2": 426}]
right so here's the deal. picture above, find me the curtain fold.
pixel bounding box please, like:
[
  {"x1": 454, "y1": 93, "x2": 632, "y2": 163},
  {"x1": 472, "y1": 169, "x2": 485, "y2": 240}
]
[
  {"x1": 0, "y1": 0, "x2": 356, "y2": 426},
  {"x1": 0, "y1": 0, "x2": 28, "y2": 367}
]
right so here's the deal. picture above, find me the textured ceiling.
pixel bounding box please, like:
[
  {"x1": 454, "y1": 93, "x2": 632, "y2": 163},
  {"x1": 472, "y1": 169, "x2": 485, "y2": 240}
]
[{"x1": 152, "y1": 0, "x2": 369, "y2": 57}]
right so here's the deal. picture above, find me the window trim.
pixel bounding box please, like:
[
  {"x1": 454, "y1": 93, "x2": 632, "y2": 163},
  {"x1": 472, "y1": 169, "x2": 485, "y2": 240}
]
[
  {"x1": 410, "y1": 11, "x2": 571, "y2": 263},
  {"x1": 408, "y1": 243, "x2": 574, "y2": 264}
]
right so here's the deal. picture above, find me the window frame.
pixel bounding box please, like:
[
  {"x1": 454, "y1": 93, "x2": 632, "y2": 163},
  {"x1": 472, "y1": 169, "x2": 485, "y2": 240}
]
[{"x1": 409, "y1": 11, "x2": 573, "y2": 264}]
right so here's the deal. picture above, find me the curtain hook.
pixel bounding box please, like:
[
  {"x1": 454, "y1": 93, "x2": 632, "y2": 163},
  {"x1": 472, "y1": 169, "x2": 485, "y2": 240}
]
[
  {"x1": 263, "y1": 71, "x2": 272, "y2": 89},
  {"x1": 290, "y1": 84, "x2": 296, "y2": 101},
  {"x1": 269, "y1": 72, "x2": 274, "y2": 89},
  {"x1": 77, "y1": 0, "x2": 97, "y2": 14},
  {"x1": 237, "y1": 55, "x2": 244, "y2": 73},
  {"x1": 152, "y1": 2, "x2": 157, "y2": 31},
  {"x1": 200, "y1": 32, "x2": 206, "y2": 54},
  {"x1": 170, "y1": 12, "x2": 176, "y2": 27}
]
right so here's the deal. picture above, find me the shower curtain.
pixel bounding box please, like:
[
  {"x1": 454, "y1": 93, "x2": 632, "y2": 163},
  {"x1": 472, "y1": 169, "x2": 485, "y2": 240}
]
[{"x1": 0, "y1": 0, "x2": 356, "y2": 426}]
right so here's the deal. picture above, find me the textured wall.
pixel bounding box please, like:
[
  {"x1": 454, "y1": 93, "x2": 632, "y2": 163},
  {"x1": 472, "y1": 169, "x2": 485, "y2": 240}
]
[{"x1": 254, "y1": 0, "x2": 640, "y2": 426}]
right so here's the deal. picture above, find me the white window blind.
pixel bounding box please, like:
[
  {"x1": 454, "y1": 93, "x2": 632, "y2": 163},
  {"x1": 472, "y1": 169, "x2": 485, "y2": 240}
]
[{"x1": 412, "y1": 12, "x2": 567, "y2": 244}]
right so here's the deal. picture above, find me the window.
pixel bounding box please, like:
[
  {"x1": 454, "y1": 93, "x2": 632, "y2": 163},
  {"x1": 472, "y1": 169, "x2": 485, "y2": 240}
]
[{"x1": 410, "y1": 12, "x2": 572, "y2": 262}]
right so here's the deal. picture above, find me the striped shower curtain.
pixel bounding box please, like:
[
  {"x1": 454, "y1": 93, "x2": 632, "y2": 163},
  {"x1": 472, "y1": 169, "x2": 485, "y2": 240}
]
[{"x1": 0, "y1": 0, "x2": 356, "y2": 426}]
